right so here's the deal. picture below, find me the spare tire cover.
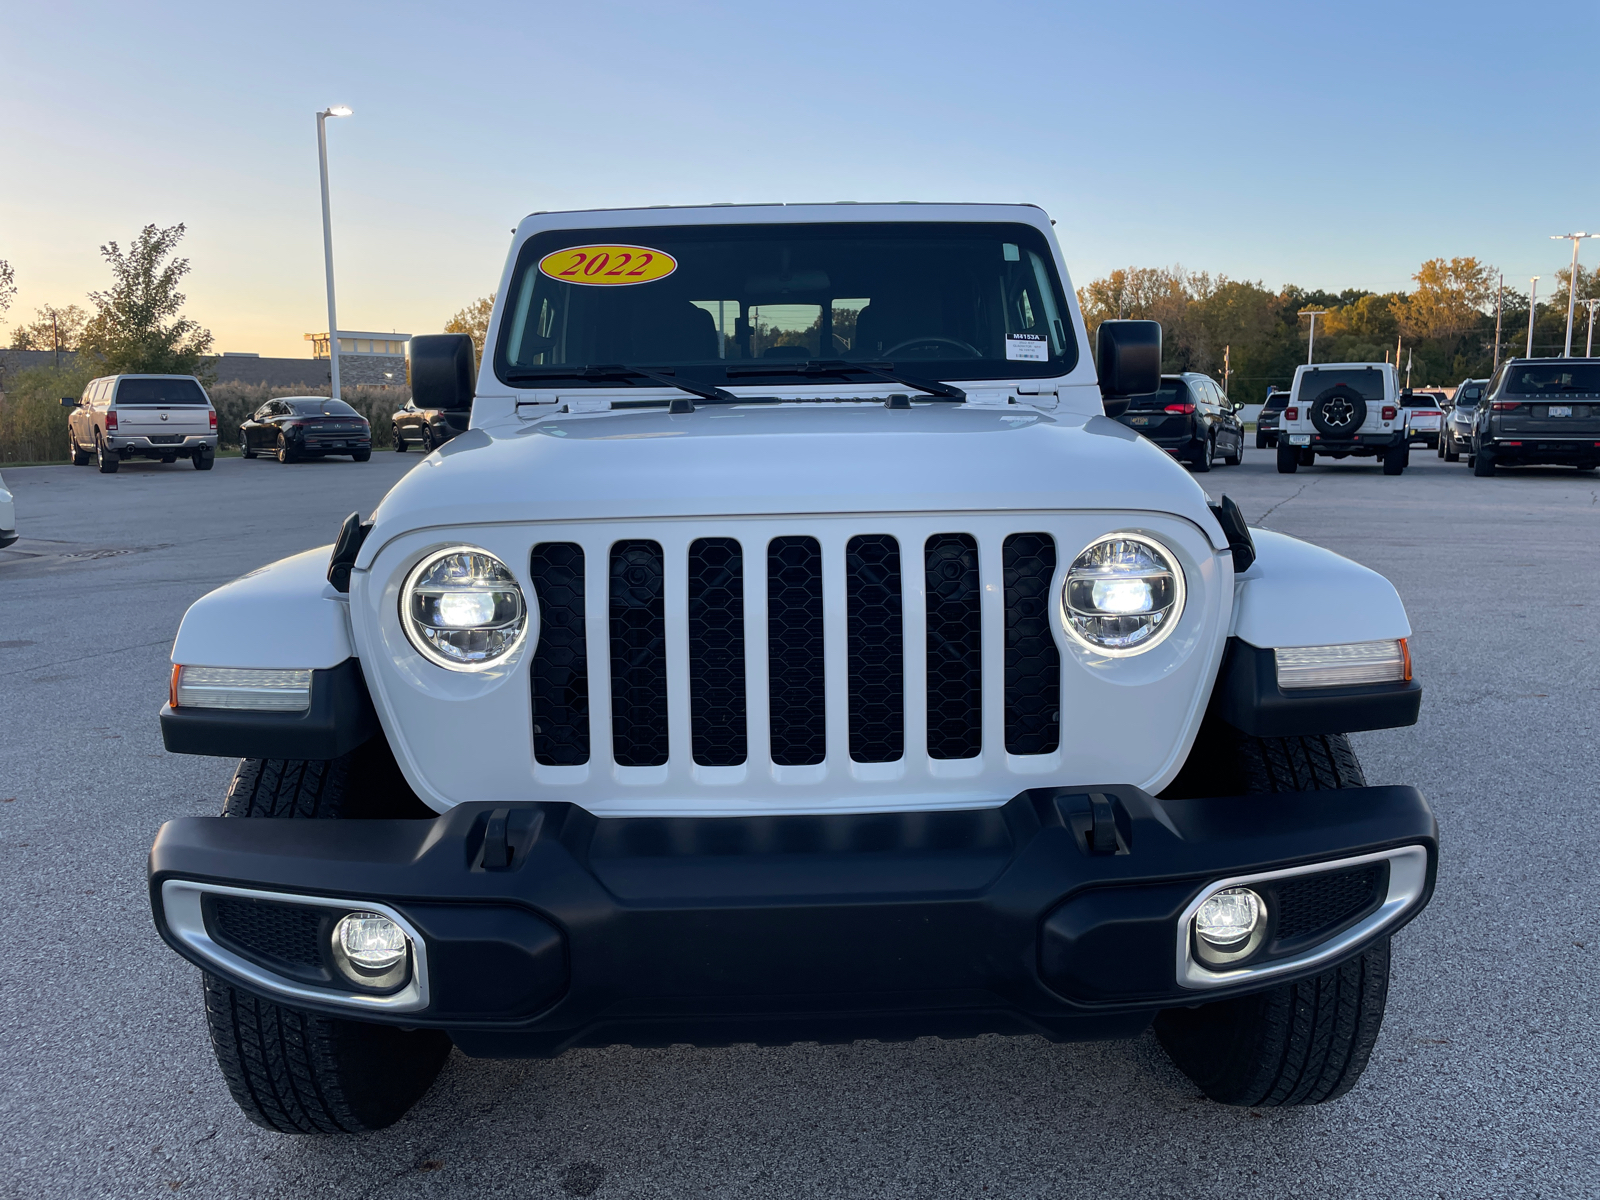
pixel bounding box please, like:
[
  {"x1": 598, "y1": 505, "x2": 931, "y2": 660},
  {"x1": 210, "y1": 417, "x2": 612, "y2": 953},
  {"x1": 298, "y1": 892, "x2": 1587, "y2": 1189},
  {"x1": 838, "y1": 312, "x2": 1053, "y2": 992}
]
[{"x1": 1310, "y1": 386, "x2": 1368, "y2": 436}]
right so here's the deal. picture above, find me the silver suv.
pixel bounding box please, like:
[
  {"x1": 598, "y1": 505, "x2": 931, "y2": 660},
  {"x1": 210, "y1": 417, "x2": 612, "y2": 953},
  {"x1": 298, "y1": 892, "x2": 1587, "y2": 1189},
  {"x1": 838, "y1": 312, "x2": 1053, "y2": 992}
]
[{"x1": 63, "y1": 374, "x2": 218, "y2": 472}]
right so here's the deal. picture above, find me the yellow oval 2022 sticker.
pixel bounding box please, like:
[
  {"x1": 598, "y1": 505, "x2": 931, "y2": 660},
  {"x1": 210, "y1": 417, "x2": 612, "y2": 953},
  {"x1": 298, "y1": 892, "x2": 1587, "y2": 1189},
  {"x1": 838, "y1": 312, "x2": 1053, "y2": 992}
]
[{"x1": 538, "y1": 245, "x2": 677, "y2": 286}]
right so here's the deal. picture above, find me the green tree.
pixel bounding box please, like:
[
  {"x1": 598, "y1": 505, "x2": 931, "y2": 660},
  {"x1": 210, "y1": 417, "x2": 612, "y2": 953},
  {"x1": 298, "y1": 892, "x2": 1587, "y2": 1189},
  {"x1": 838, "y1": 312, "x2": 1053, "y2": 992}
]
[
  {"x1": 79, "y1": 224, "x2": 213, "y2": 378},
  {"x1": 444, "y1": 293, "x2": 496, "y2": 362},
  {"x1": 9, "y1": 303, "x2": 89, "y2": 352},
  {"x1": 0, "y1": 259, "x2": 15, "y2": 321}
]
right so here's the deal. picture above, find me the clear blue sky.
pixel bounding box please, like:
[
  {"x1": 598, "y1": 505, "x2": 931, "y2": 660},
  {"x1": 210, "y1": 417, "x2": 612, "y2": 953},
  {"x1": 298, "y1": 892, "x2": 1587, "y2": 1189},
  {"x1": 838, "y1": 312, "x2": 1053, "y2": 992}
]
[{"x1": 4, "y1": 0, "x2": 1596, "y2": 357}]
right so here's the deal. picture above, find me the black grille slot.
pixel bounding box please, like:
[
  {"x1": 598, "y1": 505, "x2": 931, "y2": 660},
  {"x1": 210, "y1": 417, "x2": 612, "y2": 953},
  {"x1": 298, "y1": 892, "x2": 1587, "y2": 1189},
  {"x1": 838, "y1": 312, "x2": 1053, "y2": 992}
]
[
  {"x1": 529, "y1": 542, "x2": 589, "y2": 766},
  {"x1": 609, "y1": 540, "x2": 669, "y2": 767},
  {"x1": 846, "y1": 534, "x2": 904, "y2": 763},
  {"x1": 688, "y1": 537, "x2": 747, "y2": 766},
  {"x1": 1003, "y1": 533, "x2": 1060, "y2": 755},
  {"x1": 208, "y1": 896, "x2": 324, "y2": 968},
  {"x1": 768, "y1": 536, "x2": 826, "y2": 766},
  {"x1": 924, "y1": 533, "x2": 982, "y2": 759},
  {"x1": 1273, "y1": 863, "x2": 1385, "y2": 943}
]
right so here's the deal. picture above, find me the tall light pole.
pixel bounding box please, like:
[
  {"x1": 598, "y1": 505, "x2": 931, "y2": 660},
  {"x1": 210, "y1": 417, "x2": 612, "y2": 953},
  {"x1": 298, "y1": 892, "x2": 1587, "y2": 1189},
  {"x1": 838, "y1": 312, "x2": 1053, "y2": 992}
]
[
  {"x1": 1583, "y1": 298, "x2": 1600, "y2": 357},
  {"x1": 1299, "y1": 309, "x2": 1328, "y2": 364},
  {"x1": 1551, "y1": 232, "x2": 1598, "y2": 357},
  {"x1": 1492, "y1": 272, "x2": 1504, "y2": 371},
  {"x1": 317, "y1": 105, "x2": 353, "y2": 399},
  {"x1": 1526, "y1": 277, "x2": 1539, "y2": 358}
]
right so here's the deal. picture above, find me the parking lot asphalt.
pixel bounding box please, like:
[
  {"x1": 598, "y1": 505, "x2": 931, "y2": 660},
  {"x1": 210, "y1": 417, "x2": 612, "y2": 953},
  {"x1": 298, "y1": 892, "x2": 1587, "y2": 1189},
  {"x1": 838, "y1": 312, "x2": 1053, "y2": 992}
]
[{"x1": 2, "y1": 447, "x2": 1597, "y2": 1200}]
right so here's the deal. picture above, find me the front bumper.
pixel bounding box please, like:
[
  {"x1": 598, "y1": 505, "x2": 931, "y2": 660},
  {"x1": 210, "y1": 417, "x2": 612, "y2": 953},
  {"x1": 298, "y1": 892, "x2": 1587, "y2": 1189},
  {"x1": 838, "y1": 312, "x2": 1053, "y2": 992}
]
[{"x1": 149, "y1": 784, "x2": 1437, "y2": 1056}]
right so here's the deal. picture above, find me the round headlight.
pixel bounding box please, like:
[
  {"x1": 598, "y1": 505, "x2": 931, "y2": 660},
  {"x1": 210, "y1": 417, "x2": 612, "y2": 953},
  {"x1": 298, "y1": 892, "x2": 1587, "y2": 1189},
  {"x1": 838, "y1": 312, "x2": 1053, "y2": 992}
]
[
  {"x1": 402, "y1": 546, "x2": 528, "y2": 671},
  {"x1": 1193, "y1": 886, "x2": 1267, "y2": 966},
  {"x1": 1062, "y1": 534, "x2": 1185, "y2": 655}
]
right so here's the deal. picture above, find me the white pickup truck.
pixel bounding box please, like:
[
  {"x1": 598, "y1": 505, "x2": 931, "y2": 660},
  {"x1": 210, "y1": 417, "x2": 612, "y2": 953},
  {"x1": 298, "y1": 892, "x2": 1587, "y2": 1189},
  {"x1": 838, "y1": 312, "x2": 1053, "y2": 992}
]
[
  {"x1": 146, "y1": 203, "x2": 1434, "y2": 1135},
  {"x1": 63, "y1": 374, "x2": 218, "y2": 471}
]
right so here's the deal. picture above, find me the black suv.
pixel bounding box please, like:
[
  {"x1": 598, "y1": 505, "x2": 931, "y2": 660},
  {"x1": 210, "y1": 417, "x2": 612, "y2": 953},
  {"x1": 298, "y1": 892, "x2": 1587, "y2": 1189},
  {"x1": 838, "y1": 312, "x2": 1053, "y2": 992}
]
[
  {"x1": 1115, "y1": 372, "x2": 1243, "y2": 472},
  {"x1": 1255, "y1": 389, "x2": 1289, "y2": 448},
  {"x1": 1471, "y1": 359, "x2": 1600, "y2": 476}
]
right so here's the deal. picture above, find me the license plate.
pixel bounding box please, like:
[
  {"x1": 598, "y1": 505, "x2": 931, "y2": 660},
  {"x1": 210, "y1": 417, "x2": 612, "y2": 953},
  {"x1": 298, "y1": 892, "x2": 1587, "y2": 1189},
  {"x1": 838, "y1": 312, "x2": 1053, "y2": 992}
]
[
  {"x1": 1549, "y1": 405, "x2": 1571, "y2": 418},
  {"x1": 1129, "y1": 417, "x2": 1149, "y2": 425},
  {"x1": 1289, "y1": 434, "x2": 1311, "y2": 445}
]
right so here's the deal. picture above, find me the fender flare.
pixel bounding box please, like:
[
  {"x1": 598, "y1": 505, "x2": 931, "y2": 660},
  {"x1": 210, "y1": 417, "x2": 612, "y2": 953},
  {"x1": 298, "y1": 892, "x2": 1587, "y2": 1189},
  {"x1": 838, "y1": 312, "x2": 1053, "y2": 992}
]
[{"x1": 171, "y1": 546, "x2": 352, "y2": 669}]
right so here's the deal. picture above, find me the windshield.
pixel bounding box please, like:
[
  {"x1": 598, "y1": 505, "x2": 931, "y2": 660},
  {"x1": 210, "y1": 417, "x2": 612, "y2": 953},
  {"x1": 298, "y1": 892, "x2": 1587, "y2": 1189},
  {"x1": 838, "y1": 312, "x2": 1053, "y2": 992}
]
[
  {"x1": 1504, "y1": 364, "x2": 1600, "y2": 395},
  {"x1": 494, "y1": 221, "x2": 1078, "y2": 388},
  {"x1": 289, "y1": 399, "x2": 360, "y2": 417},
  {"x1": 113, "y1": 378, "x2": 207, "y2": 406},
  {"x1": 1124, "y1": 380, "x2": 1186, "y2": 410},
  {"x1": 1296, "y1": 368, "x2": 1385, "y2": 402}
]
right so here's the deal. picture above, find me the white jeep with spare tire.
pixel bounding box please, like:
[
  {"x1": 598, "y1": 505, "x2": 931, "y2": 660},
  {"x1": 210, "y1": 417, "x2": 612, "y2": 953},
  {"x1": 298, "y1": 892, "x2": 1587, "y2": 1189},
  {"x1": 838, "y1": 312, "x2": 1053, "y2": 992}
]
[
  {"x1": 1276, "y1": 362, "x2": 1408, "y2": 474},
  {"x1": 146, "y1": 203, "x2": 1434, "y2": 1135}
]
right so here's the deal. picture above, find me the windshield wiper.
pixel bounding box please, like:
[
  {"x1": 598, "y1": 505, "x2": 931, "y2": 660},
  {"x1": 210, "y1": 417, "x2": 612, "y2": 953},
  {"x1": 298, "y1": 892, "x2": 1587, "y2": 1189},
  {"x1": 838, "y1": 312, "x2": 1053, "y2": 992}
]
[
  {"x1": 723, "y1": 360, "x2": 967, "y2": 402},
  {"x1": 504, "y1": 365, "x2": 740, "y2": 406}
]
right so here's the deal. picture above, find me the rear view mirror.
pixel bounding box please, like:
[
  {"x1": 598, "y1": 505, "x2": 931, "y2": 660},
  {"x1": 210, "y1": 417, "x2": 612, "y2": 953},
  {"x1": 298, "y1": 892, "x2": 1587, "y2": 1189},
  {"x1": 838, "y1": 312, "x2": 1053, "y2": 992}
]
[
  {"x1": 60, "y1": 396, "x2": 78, "y2": 407},
  {"x1": 409, "y1": 333, "x2": 476, "y2": 412},
  {"x1": 1095, "y1": 321, "x2": 1162, "y2": 418}
]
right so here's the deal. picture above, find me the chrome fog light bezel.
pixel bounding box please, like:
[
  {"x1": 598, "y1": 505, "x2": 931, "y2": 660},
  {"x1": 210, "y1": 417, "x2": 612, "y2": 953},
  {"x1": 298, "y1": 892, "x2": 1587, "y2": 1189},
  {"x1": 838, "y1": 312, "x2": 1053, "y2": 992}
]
[
  {"x1": 1192, "y1": 886, "x2": 1268, "y2": 966},
  {"x1": 330, "y1": 911, "x2": 412, "y2": 991},
  {"x1": 1060, "y1": 532, "x2": 1187, "y2": 657}
]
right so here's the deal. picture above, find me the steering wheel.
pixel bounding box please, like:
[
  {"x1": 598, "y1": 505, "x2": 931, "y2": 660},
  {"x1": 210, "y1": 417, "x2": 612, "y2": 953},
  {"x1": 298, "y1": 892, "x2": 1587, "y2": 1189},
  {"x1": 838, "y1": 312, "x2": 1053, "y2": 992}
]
[{"x1": 879, "y1": 335, "x2": 984, "y2": 359}]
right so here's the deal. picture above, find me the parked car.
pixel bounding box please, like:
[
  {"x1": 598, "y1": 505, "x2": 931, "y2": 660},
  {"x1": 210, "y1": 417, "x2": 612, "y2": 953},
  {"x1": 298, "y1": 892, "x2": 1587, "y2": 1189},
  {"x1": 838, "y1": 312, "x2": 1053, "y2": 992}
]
[
  {"x1": 1276, "y1": 362, "x2": 1407, "y2": 474},
  {"x1": 1402, "y1": 391, "x2": 1446, "y2": 449},
  {"x1": 1114, "y1": 371, "x2": 1243, "y2": 471},
  {"x1": 1471, "y1": 358, "x2": 1600, "y2": 476},
  {"x1": 239, "y1": 397, "x2": 373, "y2": 463},
  {"x1": 392, "y1": 398, "x2": 468, "y2": 453},
  {"x1": 1255, "y1": 389, "x2": 1289, "y2": 448},
  {"x1": 150, "y1": 204, "x2": 1434, "y2": 1136},
  {"x1": 1440, "y1": 379, "x2": 1487, "y2": 461},
  {"x1": 0, "y1": 469, "x2": 15, "y2": 549},
  {"x1": 62, "y1": 375, "x2": 218, "y2": 473}
]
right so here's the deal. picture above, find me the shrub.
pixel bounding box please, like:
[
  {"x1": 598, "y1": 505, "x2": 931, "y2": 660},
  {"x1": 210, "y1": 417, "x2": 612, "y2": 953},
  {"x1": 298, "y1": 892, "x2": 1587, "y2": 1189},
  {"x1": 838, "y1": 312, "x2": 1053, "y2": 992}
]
[{"x1": 0, "y1": 362, "x2": 96, "y2": 463}]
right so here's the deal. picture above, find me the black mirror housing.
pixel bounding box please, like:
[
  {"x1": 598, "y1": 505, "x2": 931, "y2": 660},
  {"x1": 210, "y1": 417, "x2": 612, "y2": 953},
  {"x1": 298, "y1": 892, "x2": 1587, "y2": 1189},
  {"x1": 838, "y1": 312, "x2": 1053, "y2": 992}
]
[
  {"x1": 60, "y1": 396, "x2": 78, "y2": 407},
  {"x1": 1095, "y1": 321, "x2": 1162, "y2": 418},
  {"x1": 410, "y1": 333, "x2": 476, "y2": 412}
]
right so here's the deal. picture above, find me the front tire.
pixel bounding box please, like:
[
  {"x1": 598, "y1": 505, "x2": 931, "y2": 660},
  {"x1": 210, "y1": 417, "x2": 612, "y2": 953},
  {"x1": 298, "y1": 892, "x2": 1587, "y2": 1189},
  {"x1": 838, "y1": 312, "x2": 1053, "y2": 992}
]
[
  {"x1": 203, "y1": 747, "x2": 449, "y2": 1135},
  {"x1": 1276, "y1": 441, "x2": 1298, "y2": 474},
  {"x1": 70, "y1": 435, "x2": 91, "y2": 466},
  {"x1": 1444, "y1": 433, "x2": 1460, "y2": 463},
  {"x1": 241, "y1": 431, "x2": 256, "y2": 459},
  {"x1": 1157, "y1": 726, "x2": 1391, "y2": 1106}
]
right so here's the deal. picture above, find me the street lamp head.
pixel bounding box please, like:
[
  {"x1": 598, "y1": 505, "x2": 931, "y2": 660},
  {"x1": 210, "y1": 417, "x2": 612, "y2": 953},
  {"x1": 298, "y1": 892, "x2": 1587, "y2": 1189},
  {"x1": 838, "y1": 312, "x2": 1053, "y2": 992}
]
[{"x1": 323, "y1": 105, "x2": 353, "y2": 118}]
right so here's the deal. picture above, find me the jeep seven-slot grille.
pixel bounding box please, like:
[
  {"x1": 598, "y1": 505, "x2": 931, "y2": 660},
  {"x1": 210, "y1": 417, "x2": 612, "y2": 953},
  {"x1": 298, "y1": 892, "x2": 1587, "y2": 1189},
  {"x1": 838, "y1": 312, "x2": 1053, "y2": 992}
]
[
  {"x1": 924, "y1": 533, "x2": 982, "y2": 759},
  {"x1": 688, "y1": 537, "x2": 747, "y2": 766},
  {"x1": 530, "y1": 543, "x2": 589, "y2": 765},
  {"x1": 530, "y1": 532, "x2": 1066, "y2": 772},
  {"x1": 1003, "y1": 533, "x2": 1061, "y2": 755},
  {"x1": 767, "y1": 536, "x2": 826, "y2": 765},
  {"x1": 609, "y1": 540, "x2": 669, "y2": 766},
  {"x1": 846, "y1": 535, "x2": 905, "y2": 763}
]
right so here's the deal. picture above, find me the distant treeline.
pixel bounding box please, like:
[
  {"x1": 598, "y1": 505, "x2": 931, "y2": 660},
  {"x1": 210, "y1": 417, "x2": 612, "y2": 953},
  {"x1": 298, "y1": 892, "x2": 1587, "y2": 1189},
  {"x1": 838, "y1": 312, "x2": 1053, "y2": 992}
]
[{"x1": 1076, "y1": 259, "x2": 1600, "y2": 403}]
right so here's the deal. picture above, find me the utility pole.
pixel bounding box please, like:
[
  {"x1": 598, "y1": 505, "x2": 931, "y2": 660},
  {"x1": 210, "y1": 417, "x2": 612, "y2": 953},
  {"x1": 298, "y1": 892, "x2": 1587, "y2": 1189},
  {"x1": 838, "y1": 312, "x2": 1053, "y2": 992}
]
[
  {"x1": 1222, "y1": 345, "x2": 1232, "y2": 398},
  {"x1": 1583, "y1": 298, "x2": 1600, "y2": 357},
  {"x1": 1405, "y1": 348, "x2": 1413, "y2": 390},
  {"x1": 51, "y1": 309, "x2": 59, "y2": 371},
  {"x1": 1493, "y1": 273, "x2": 1504, "y2": 371},
  {"x1": 1299, "y1": 309, "x2": 1328, "y2": 365},
  {"x1": 1527, "y1": 277, "x2": 1540, "y2": 358},
  {"x1": 1550, "y1": 232, "x2": 1598, "y2": 357},
  {"x1": 316, "y1": 105, "x2": 353, "y2": 399}
]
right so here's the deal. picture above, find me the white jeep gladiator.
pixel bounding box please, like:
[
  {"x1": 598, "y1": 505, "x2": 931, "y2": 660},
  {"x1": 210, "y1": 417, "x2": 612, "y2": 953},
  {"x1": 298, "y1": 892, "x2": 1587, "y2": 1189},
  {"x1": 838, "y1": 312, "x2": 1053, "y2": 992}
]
[
  {"x1": 148, "y1": 204, "x2": 1433, "y2": 1134},
  {"x1": 1276, "y1": 362, "x2": 1408, "y2": 474}
]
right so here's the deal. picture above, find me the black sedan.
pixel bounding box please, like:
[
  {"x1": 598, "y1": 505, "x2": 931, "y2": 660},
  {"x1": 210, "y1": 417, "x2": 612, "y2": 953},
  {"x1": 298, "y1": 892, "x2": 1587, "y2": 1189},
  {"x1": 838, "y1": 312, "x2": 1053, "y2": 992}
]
[
  {"x1": 392, "y1": 399, "x2": 468, "y2": 453},
  {"x1": 239, "y1": 397, "x2": 372, "y2": 463},
  {"x1": 1115, "y1": 372, "x2": 1243, "y2": 472}
]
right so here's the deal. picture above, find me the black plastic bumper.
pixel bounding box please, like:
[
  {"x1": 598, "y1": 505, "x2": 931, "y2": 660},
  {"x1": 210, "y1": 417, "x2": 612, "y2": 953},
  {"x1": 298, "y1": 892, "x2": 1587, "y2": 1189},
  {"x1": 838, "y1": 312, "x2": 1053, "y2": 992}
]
[
  {"x1": 160, "y1": 659, "x2": 379, "y2": 760},
  {"x1": 1213, "y1": 640, "x2": 1421, "y2": 737},
  {"x1": 148, "y1": 784, "x2": 1437, "y2": 1056}
]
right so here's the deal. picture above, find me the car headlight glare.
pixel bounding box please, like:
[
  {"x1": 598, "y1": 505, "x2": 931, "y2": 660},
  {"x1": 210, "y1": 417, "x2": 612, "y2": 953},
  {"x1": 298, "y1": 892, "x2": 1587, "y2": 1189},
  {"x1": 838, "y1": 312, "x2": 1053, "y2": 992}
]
[
  {"x1": 402, "y1": 546, "x2": 528, "y2": 670},
  {"x1": 1062, "y1": 534, "x2": 1185, "y2": 654}
]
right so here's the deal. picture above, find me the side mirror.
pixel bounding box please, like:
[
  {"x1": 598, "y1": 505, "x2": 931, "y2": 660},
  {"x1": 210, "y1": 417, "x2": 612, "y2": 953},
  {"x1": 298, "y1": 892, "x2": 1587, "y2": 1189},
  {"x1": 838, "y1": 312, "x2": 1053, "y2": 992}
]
[
  {"x1": 409, "y1": 333, "x2": 475, "y2": 412},
  {"x1": 1095, "y1": 320, "x2": 1162, "y2": 418},
  {"x1": 60, "y1": 396, "x2": 78, "y2": 407}
]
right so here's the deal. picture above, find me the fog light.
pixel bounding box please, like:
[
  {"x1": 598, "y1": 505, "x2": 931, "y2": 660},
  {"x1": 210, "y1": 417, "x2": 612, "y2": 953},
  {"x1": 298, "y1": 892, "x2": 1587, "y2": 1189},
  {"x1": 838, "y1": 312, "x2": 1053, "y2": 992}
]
[
  {"x1": 330, "y1": 911, "x2": 410, "y2": 990},
  {"x1": 1194, "y1": 887, "x2": 1267, "y2": 966}
]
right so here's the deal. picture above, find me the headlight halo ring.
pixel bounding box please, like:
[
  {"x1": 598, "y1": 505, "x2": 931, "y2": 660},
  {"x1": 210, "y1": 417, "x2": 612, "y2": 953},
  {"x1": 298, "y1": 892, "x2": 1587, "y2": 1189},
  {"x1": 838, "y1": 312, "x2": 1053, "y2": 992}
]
[
  {"x1": 1059, "y1": 530, "x2": 1187, "y2": 657},
  {"x1": 400, "y1": 543, "x2": 531, "y2": 673}
]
